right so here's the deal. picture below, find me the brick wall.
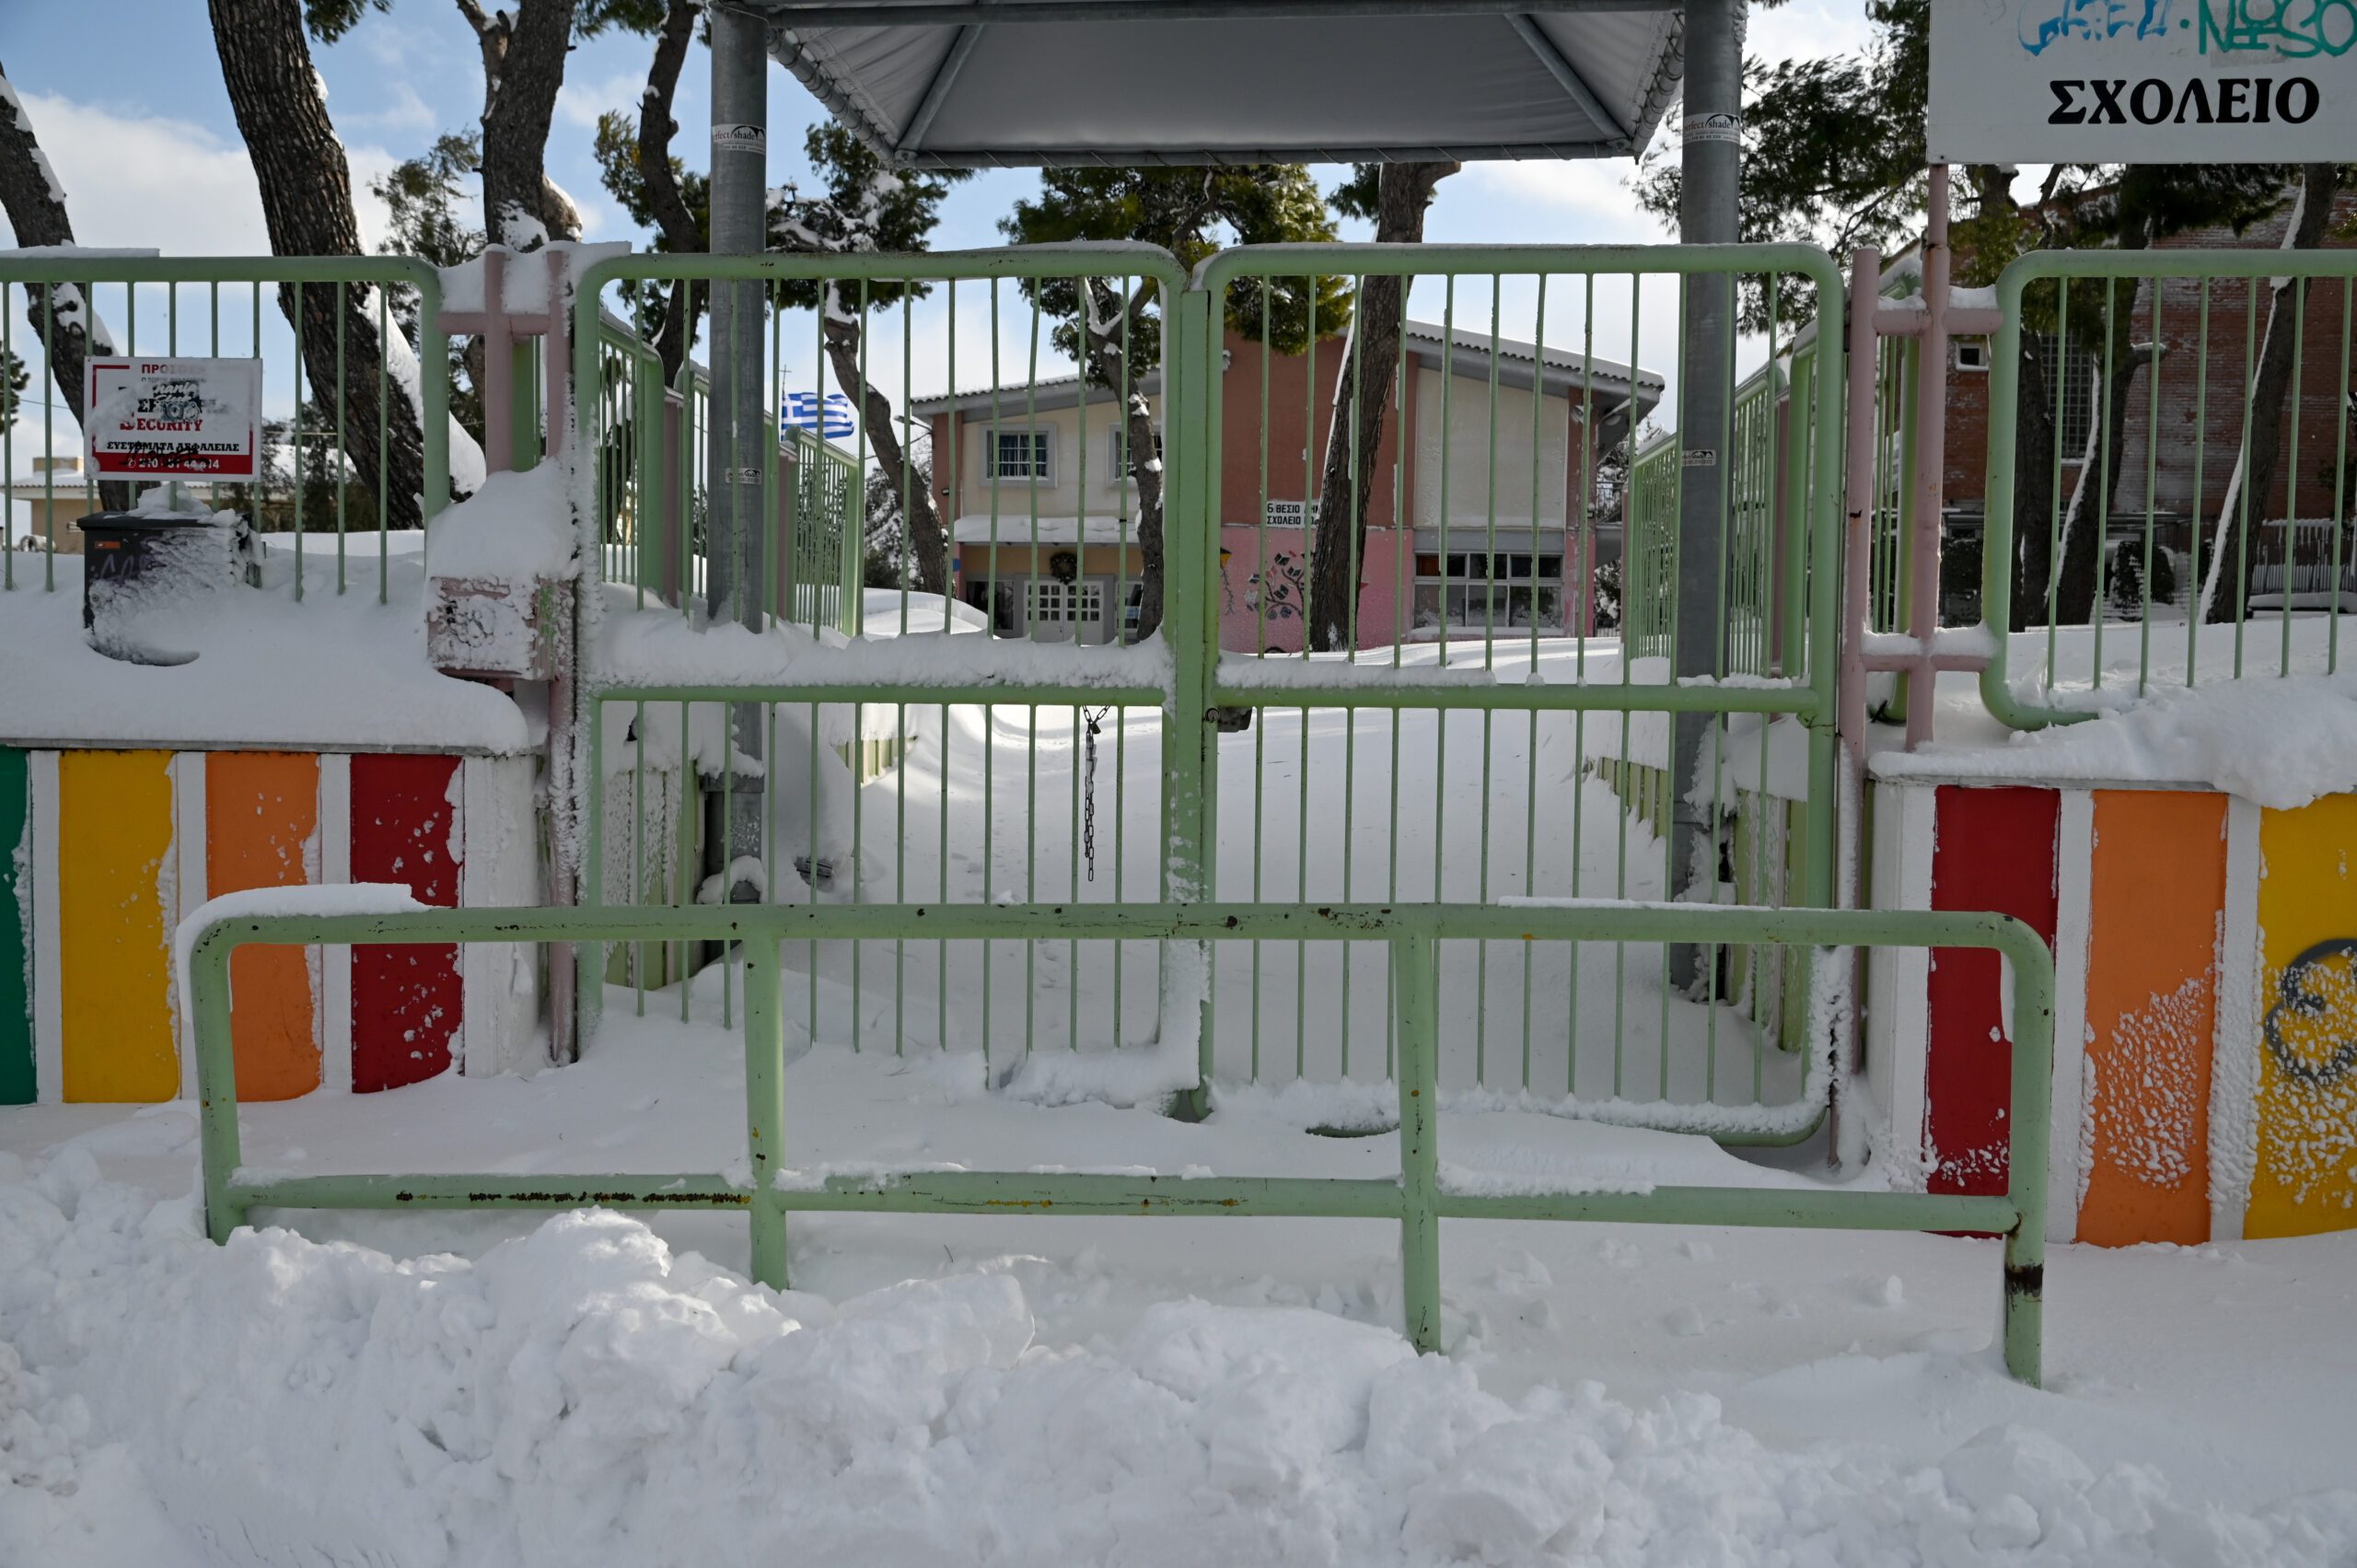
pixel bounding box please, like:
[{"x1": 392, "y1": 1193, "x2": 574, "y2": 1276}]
[{"x1": 1940, "y1": 187, "x2": 2357, "y2": 541}]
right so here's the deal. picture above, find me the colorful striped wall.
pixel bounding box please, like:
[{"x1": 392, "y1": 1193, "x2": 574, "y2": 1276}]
[
  {"x1": 0, "y1": 749, "x2": 531, "y2": 1105},
  {"x1": 0, "y1": 749, "x2": 29, "y2": 1106},
  {"x1": 1875, "y1": 776, "x2": 2357, "y2": 1246}
]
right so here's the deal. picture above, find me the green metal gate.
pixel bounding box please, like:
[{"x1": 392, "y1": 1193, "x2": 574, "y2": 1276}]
[{"x1": 570, "y1": 241, "x2": 1847, "y2": 1135}]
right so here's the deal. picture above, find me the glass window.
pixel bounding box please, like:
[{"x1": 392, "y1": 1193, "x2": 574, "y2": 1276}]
[
  {"x1": 2039, "y1": 334, "x2": 2101, "y2": 459},
  {"x1": 990, "y1": 427, "x2": 1053, "y2": 483}
]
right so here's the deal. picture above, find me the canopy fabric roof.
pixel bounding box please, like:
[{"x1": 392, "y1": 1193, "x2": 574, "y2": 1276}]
[{"x1": 749, "y1": 1, "x2": 1685, "y2": 168}]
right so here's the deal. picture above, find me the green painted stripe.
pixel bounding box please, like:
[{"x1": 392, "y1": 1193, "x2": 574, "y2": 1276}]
[{"x1": 0, "y1": 749, "x2": 29, "y2": 1104}]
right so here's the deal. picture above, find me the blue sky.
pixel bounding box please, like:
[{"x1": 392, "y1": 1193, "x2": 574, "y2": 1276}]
[
  {"x1": 0, "y1": 1, "x2": 1875, "y2": 480},
  {"x1": 0, "y1": 2, "x2": 1870, "y2": 255}
]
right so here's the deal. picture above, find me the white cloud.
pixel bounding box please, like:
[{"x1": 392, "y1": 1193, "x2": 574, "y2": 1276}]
[
  {"x1": 1747, "y1": 0, "x2": 1879, "y2": 68},
  {"x1": 1446, "y1": 161, "x2": 1668, "y2": 242},
  {"x1": 341, "y1": 81, "x2": 438, "y2": 136},
  {"x1": 555, "y1": 68, "x2": 650, "y2": 131},
  {"x1": 0, "y1": 90, "x2": 405, "y2": 258}
]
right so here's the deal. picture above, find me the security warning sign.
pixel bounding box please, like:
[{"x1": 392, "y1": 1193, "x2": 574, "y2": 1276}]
[
  {"x1": 1930, "y1": 0, "x2": 2357, "y2": 165},
  {"x1": 84, "y1": 357, "x2": 261, "y2": 480}
]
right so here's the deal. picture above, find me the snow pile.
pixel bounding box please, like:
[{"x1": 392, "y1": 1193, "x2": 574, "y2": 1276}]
[
  {"x1": 1, "y1": 1167, "x2": 2352, "y2": 1567},
  {"x1": 0, "y1": 553, "x2": 528, "y2": 753},
  {"x1": 425, "y1": 464, "x2": 578, "y2": 582},
  {"x1": 597, "y1": 596, "x2": 1172, "y2": 691},
  {"x1": 1884, "y1": 671, "x2": 2357, "y2": 808}
]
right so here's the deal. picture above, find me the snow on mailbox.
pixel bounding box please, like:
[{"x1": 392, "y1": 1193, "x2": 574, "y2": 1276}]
[{"x1": 84, "y1": 358, "x2": 261, "y2": 480}]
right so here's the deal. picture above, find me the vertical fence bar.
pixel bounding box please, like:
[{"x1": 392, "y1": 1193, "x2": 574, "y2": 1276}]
[
  {"x1": 741, "y1": 934, "x2": 789, "y2": 1289},
  {"x1": 1393, "y1": 933, "x2": 1441, "y2": 1353}
]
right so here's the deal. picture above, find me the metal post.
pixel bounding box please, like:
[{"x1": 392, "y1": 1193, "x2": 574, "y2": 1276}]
[
  {"x1": 1901, "y1": 164, "x2": 1955, "y2": 749},
  {"x1": 1392, "y1": 935, "x2": 1442, "y2": 1353},
  {"x1": 193, "y1": 935, "x2": 248, "y2": 1243},
  {"x1": 1670, "y1": 0, "x2": 1743, "y2": 985},
  {"x1": 709, "y1": 5, "x2": 770, "y2": 893},
  {"x1": 742, "y1": 934, "x2": 791, "y2": 1288}
]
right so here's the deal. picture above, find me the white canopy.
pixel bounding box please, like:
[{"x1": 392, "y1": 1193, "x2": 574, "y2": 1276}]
[{"x1": 749, "y1": 0, "x2": 1684, "y2": 168}]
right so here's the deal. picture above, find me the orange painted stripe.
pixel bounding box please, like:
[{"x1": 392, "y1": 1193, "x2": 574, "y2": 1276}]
[
  {"x1": 59, "y1": 750, "x2": 178, "y2": 1102},
  {"x1": 2079, "y1": 790, "x2": 2225, "y2": 1247},
  {"x1": 206, "y1": 752, "x2": 321, "y2": 1101}
]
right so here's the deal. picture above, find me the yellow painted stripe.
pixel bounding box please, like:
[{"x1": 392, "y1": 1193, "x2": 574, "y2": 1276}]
[
  {"x1": 2247, "y1": 792, "x2": 2357, "y2": 1238},
  {"x1": 58, "y1": 750, "x2": 178, "y2": 1103}
]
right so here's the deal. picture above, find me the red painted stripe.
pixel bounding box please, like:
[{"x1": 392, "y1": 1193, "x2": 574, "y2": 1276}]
[
  {"x1": 1927, "y1": 786, "x2": 2059, "y2": 1198},
  {"x1": 350, "y1": 754, "x2": 462, "y2": 1094}
]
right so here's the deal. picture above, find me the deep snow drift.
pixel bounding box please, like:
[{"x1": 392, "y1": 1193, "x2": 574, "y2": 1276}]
[{"x1": 4, "y1": 1009, "x2": 2357, "y2": 1566}]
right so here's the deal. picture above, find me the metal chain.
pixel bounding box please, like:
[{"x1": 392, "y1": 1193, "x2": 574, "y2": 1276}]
[{"x1": 1082, "y1": 706, "x2": 1108, "y2": 882}]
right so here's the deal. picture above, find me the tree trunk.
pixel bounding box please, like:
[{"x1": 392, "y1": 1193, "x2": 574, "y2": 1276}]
[
  {"x1": 210, "y1": 0, "x2": 428, "y2": 527},
  {"x1": 635, "y1": 0, "x2": 704, "y2": 388},
  {"x1": 2047, "y1": 217, "x2": 2154, "y2": 624},
  {"x1": 474, "y1": 0, "x2": 580, "y2": 248},
  {"x1": 2202, "y1": 164, "x2": 2340, "y2": 624},
  {"x1": 0, "y1": 62, "x2": 131, "y2": 509},
  {"x1": 823, "y1": 313, "x2": 947, "y2": 594},
  {"x1": 2006, "y1": 326, "x2": 2061, "y2": 631},
  {"x1": 1078, "y1": 279, "x2": 1168, "y2": 640},
  {"x1": 2052, "y1": 335, "x2": 2155, "y2": 624},
  {"x1": 1306, "y1": 161, "x2": 1457, "y2": 652}
]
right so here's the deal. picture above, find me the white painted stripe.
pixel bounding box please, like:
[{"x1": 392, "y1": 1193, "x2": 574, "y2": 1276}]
[
  {"x1": 2209, "y1": 796, "x2": 2264, "y2": 1243},
  {"x1": 171, "y1": 753, "x2": 207, "y2": 1103},
  {"x1": 1864, "y1": 779, "x2": 1937, "y2": 1190},
  {"x1": 2046, "y1": 789, "x2": 2094, "y2": 1244},
  {"x1": 28, "y1": 752, "x2": 60, "y2": 1107},
  {"x1": 319, "y1": 753, "x2": 354, "y2": 1098}
]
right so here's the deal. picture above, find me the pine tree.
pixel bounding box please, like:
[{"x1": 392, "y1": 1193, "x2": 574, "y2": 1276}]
[{"x1": 1002, "y1": 165, "x2": 1349, "y2": 640}]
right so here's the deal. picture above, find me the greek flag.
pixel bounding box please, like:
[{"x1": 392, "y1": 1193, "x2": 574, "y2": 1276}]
[{"x1": 783, "y1": 390, "x2": 855, "y2": 438}]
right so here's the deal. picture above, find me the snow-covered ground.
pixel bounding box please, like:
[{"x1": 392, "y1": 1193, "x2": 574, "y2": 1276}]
[
  {"x1": 5, "y1": 1005, "x2": 2357, "y2": 1565},
  {"x1": 6, "y1": 592, "x2": 2356, "y2": 1563}
]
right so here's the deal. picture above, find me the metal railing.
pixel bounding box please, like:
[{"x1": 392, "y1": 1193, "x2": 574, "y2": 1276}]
[
  {"x1": 184, "y1": 897, "x2": 2055, "y2": 1384},
  {"x1": 1, "y1": 255, "x2": 455, "y2": 600},
  {"x1": 568, "y1": 243, "x2": 1850, "y2": 1132},
  {"x1": 1980, "y1": 250, "x2": 2357, "y2": 724},
  {"x1": 1191, "y1": 245, "x2": 1846, "y2": 1119}
]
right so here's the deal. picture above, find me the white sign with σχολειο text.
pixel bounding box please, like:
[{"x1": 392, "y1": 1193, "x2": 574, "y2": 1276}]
[{"x1": 1929, "y1": 0, "x2": 2357, "y2": 164}]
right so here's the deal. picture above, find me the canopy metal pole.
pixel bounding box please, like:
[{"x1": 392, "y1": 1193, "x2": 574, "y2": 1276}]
[
  {"x1": 710, "y1": 4, "x2": 771, "y2": 894},
  {"x1": 1670, "y1": 0, "x2": 1741, "y2": 986}
]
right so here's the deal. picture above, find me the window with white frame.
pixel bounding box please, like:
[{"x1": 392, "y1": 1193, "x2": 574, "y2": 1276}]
[
  {"x1": 1028, "y1": 579, "x2": 1073, "y2": 623},
  {"x1": 988, "y1": 426, "x2": 1053, "y2": 484},
  {"x1": 1955, "y1": 337, "x2": 1990, "y2": 372}
]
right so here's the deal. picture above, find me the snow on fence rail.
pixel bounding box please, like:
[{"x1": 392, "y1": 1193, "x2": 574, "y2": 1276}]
[{"x1": 180, "y1": 896, "x2": 2058, "y2": 1384}]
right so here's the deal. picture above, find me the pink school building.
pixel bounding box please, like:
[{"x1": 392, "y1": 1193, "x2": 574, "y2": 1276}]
[{"x1": 916, "y1": 323, "x2": 1664, "y2": 650}]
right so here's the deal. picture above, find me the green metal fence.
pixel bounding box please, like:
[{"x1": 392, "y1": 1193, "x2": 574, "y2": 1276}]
[
  {"x1": 785, "y1": 425, "x2": 863, "y2": 634},
  {"x1": 0, "y1": 254, "x2": 454, "y2": 599},
  {"x1": 571, "y1": 246, "x2": 1202, "y2": 1078},
  {"x1": 568, "y1": 242, "x2": 1849, "y2": 1136},
  {"x1": 184, "y1": 897, "x2": 2055, "y2": 1384},
  {"x1": 1980, "y1": 250, "x2": 2357, "y2": 725},
  {"x1": 1190, "y1": 244, "x2": 1846, "y2": 1122},
  {"x1": 588, "y1": 308, "x2": 863, "y2": 635}
]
